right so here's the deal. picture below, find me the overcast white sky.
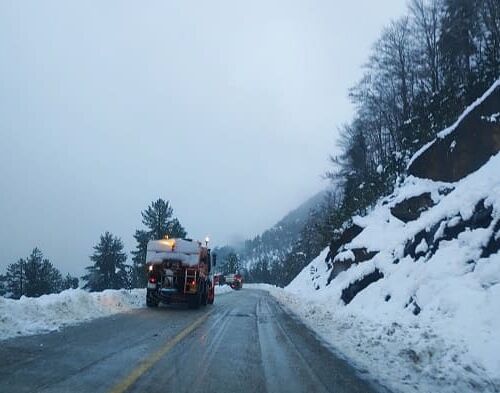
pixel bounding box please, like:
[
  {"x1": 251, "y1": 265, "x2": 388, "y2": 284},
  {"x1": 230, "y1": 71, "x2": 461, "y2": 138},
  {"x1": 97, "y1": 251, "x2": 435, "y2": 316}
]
[{"x1": 0, "y1": 0, "x2": 407, "y2": 276}]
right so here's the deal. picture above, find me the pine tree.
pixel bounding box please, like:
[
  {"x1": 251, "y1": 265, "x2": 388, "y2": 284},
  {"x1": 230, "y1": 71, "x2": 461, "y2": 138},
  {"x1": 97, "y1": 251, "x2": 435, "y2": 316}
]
[
  {"x1": 0, "y1": 274, "x2": 5, "y2": 296},
  {"x1": 141, "y1": 199, "x2": 172, "y2": 240},
  {"x1": 4, "y1": 259, "x2": 25, "y2": 298},
  {"x1": 222, "y1": 252, "x2": 240, "y2": 275},
  {"x1": 167, "y1": 218, "x2": 188, "y2": 239},
  {"x1": 83, "y1": 232, "x2": 128, "y2": 291},
  {"x1": 62, "y1": 274, "x2": 79, "y2": 290},
  {"x1": 130, "y1": 229, "x2": 150, "y2": 288},
  {"x1": 3, "y1": 249, "x2": 63, "y2": 298},
  {"x1": 23, "y1": 248, "x2": 63, "y2": 297},
  {"x1": 248, "y1": 258, "x2": 272, "y2": 283},
  {"x1": 130, "y1": 199, "x2": 187, "y2": 287}
]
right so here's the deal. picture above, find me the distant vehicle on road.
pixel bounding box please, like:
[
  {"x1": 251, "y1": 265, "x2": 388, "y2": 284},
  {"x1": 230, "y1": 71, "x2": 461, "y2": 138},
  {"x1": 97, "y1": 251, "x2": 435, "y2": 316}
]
[
  {"x1": 225, "y1": 273, "x2": 243, "y2": 290},
  {"x1": 214, "y1": 273, "x2": 225, "y2": 286},
  {"x1": 145, "y1": 237, "x2": 216, "y2": 308}
]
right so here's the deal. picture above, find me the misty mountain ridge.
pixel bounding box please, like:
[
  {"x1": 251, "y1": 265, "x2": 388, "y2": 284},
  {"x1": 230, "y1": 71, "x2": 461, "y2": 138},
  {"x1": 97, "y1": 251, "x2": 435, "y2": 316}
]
[
  {"x1": 214, "y1": 190, "x2": 328, "y2": 275},
  {"x1": 241, "y1": 190, "x2": 327, "y2": 266}
]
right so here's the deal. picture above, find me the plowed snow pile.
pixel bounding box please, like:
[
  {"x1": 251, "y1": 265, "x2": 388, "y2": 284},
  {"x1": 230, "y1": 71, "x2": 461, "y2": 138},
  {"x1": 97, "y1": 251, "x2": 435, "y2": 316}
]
[
  {"x1": 0, "y1": 285, "x2": 234, "y2": 341},
  {"x1": 0, "y1": 288, "x2": 146, "y2": 340}
]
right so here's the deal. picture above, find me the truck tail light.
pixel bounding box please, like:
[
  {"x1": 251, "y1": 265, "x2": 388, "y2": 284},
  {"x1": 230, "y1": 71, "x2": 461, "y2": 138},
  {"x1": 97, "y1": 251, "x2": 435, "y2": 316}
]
[{"x1": 186, "y1": 279, "x2": 197, "y2": 293}]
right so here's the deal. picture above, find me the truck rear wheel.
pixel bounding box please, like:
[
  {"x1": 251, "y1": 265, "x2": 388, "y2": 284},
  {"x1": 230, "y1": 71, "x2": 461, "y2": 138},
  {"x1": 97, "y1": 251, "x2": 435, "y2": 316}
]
[
  {"x1": 207, "y1": 291, "x2": 214, "y2": 305},
  {"x1": 188, "y1": 292, "x2": 201, "y2": 309},
  {"x1": 146, "y1": 290, "x2": 159, "y2": 308}
]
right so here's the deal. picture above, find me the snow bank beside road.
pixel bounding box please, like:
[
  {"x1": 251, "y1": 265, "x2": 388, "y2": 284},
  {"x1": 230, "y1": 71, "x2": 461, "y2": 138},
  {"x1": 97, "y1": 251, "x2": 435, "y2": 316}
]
[
  {"x1": 214, "y1": 285, "x2": 235, "y2": 295},
  {"x1": 250, "y1": 282, "x2": 500, "y2": 393},
  {"x1": 0, "y1": 288, "x2": 145, "y2": 341},
  {"x1": 0, "y1": 284, "x2": 235, "y2": 341}
]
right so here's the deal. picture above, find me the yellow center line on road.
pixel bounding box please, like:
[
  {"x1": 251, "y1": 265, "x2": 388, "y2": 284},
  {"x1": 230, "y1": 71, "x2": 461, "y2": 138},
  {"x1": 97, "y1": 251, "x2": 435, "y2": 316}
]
[{"x1": 109, "y1": 311, "x2": 212, "y2": 393}]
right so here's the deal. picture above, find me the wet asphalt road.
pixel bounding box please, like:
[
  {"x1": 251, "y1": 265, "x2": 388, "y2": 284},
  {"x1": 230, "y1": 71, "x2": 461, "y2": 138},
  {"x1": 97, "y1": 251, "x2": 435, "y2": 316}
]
[{"x1": 0, "y1": 289, "x2": 385, "y2": 393}]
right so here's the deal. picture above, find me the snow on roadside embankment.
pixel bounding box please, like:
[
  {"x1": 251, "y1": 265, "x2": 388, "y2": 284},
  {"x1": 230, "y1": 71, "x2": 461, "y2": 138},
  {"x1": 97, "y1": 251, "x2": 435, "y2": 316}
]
[
  {"x1": 0, "y1": 285, "x2": 235, "y2": 341},
  {"x1": 0, "y1": 288, "x2": 145, "y2": 340},
  {"x1": 248, "y1": 154, "x2": 500, "y2": 393}
]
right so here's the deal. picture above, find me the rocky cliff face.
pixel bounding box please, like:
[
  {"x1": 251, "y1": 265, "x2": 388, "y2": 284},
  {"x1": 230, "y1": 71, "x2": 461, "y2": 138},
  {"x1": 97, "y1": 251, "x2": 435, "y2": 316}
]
[{"x1": 408, "y1": 81, "x2": 500, "y2": 182}]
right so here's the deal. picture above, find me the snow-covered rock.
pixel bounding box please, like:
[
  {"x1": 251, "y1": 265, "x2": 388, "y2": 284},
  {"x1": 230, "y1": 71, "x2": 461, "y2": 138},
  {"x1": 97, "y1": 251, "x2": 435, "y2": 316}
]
[{"x1": 389, "y1": 192, "x2": 435, "y2": 223}]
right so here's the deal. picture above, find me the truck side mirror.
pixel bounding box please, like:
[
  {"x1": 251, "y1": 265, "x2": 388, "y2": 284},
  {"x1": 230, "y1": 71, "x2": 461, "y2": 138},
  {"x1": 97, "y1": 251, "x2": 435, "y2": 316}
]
[{"x1": 212, "y1": 253, "x2": 217, "y2": 267}]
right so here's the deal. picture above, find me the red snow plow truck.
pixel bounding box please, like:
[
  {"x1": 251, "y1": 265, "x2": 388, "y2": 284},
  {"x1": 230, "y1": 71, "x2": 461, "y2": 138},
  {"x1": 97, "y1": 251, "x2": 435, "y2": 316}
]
[{"x1": 145, "y1": 238, "x2": 216, "y2": 309}]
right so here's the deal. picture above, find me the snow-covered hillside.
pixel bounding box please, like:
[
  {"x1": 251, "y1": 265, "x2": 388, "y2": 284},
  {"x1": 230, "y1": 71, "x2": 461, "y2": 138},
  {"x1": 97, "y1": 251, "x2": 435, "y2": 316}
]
[
  {"x1": 238, "y1": 190, "x2": 327, "y2": 269},
  {"x1": 270, "y1": 81, "x2": 500, "y2": 392},
  {"x1": 285, "y1": 158, "x2": 500, "y2": 391}
]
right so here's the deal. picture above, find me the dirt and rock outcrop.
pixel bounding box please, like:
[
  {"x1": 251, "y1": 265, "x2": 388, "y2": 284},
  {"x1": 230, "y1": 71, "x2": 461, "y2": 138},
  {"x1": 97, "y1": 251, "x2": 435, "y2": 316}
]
[{"x1": 408, "y1": 82, "x2": 500, "y2": 182}]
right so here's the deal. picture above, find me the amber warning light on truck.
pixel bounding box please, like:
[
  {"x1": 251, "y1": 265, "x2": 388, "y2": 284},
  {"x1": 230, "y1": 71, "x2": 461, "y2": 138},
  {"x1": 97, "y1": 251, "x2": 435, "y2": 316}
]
[{"x1": 160, "y1": 238, "x2": 176, "y2": 251}]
